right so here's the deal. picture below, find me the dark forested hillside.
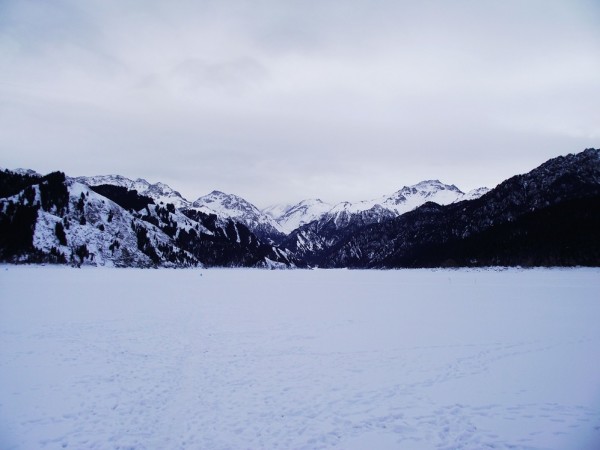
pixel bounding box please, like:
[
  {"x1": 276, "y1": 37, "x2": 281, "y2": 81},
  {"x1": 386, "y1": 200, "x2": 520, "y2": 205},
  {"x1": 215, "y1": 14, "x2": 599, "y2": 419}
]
[
  {"x1": 379, "y1": 196, "x2": 600, "y2": 267},
  {"x1": 317, "y1": 148, "x2": 600, "y2": 268}
]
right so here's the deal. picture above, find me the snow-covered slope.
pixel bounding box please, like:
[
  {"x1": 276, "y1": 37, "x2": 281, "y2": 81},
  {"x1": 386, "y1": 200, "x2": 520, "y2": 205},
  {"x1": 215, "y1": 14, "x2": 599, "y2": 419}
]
[
  {"x1": 262, "y1": 202, "x2": 294, "y2": 220},
  {"x1": 266, "y1": 199, "x2": 334, "y2": 234},
  {"x1": 191, "y1": 190, "x2": 285, "y2": 240},
  {"x1": 463, "y1": 187, "x2": 491, "y2": 201},
  {"x1": 74, "y1": 175, "x2": 191, "y2": 209},
  {"x1": 0, "y1": 171, "x2": 297, "y2": 268},
  {"x1": 29, "y1": 181, "x2": 193, "y2": 267}
]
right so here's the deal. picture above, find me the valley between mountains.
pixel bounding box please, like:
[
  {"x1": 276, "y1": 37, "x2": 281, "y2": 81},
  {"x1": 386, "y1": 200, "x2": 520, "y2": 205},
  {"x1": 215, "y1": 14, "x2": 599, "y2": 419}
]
[{"x1": 1, "y1": 148, "x2": 599, "y2": 268}]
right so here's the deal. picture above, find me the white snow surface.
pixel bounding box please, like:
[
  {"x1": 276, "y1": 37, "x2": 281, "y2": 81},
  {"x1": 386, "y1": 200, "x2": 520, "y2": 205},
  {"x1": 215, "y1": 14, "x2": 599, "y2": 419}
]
[{"x1": 1, "y1": 267, "x2": 599, "y2": 450}]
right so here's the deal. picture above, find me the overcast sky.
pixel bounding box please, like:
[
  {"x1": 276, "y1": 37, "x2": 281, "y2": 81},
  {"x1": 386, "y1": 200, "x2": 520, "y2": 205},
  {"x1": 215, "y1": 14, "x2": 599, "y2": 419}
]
[{"x1": 1, "y1": 0, "x2": 599, "y2": 207}]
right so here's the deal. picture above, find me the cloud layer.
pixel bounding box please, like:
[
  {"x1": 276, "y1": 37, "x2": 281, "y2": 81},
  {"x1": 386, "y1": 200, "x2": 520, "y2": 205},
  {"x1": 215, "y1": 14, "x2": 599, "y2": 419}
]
[{"x1": 1, "y1": 0, "x2": 599, "y2": 206}]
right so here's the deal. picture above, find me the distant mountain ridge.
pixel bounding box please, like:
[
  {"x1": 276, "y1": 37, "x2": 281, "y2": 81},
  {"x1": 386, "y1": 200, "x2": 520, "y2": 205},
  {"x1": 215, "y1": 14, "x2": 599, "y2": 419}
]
[
  {"x1": 275, "y1": 180, "x2": 490, "y2": 263},
  {"x1": 264, "y1": 180, "x2": 489, "y2": 234},
  {"x1": 1, "y1": 148, "x2": 598, "y2": 267},
  {"x1": 74, "y1": 175, "x2": 489, "y2": 240}
]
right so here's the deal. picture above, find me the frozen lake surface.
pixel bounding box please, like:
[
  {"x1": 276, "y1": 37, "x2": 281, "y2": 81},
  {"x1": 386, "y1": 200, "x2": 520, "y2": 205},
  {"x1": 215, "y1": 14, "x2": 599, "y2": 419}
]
[{"x1": 1, "y1": 267, "x2": 599, "y2": 449}]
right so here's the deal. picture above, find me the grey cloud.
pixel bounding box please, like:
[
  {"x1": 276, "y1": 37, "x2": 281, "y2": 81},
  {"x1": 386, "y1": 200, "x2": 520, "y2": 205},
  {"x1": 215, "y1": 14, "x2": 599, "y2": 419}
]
[
  {"x1": 172, "y1": 57, "x2": 268, "y2": 93},
  {"x1": 1, "y1": 0, "x2": 599, "y2": 206}
]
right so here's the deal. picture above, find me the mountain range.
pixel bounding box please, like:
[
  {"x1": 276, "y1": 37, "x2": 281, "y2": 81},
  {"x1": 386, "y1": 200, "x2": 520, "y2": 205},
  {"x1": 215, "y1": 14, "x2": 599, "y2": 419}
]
[{"x1": 1, "y1": 148, "x2": 599, "y2": 268}]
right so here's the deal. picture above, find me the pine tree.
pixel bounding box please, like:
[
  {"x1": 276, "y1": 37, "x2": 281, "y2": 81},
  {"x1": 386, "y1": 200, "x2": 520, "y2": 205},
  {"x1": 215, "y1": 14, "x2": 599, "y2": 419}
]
[{"x1": 55, "y1": 221, "x2": 67, "y2": 246}]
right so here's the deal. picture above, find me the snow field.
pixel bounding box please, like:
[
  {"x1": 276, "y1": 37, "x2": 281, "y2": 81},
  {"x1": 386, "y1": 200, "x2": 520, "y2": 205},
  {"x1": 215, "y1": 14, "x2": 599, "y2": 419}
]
[{"x1": 1, "y1": 267, "x2": 599, "y2": 449}]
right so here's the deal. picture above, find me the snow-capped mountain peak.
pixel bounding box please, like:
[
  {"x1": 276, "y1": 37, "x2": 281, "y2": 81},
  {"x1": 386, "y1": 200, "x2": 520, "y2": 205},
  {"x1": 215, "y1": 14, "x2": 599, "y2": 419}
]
[
  {"x1": 11, "y1": 168, "x2": 42, "y2": 177},
  {"x1": 74, "y1": 175, "x2": 191, "y2": 209},
  {"x1": 144, "y1": 181, "x2": 186, "y2": 201},
  {"x1": 419, "y1": 179, "x2": 458, "y2": 189},
  {"x1": 391, "y1": 179, "x2": 462, "y2": 199},
  {"x1": 193, "y1": 191, "x2": 258, "y2": 215},
  {"x1": 382, "y1": 180, "x2": 466, "y2": 214},
  {"x1": 192, "y1": 190, "x2": 285, "y2": 240}
]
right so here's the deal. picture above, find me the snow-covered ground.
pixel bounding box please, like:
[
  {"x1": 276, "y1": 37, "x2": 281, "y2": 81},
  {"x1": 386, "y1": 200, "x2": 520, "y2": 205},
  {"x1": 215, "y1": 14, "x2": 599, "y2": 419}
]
[{"x1": 1, "y1": 267, "x2": 599, "y2": 450}]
